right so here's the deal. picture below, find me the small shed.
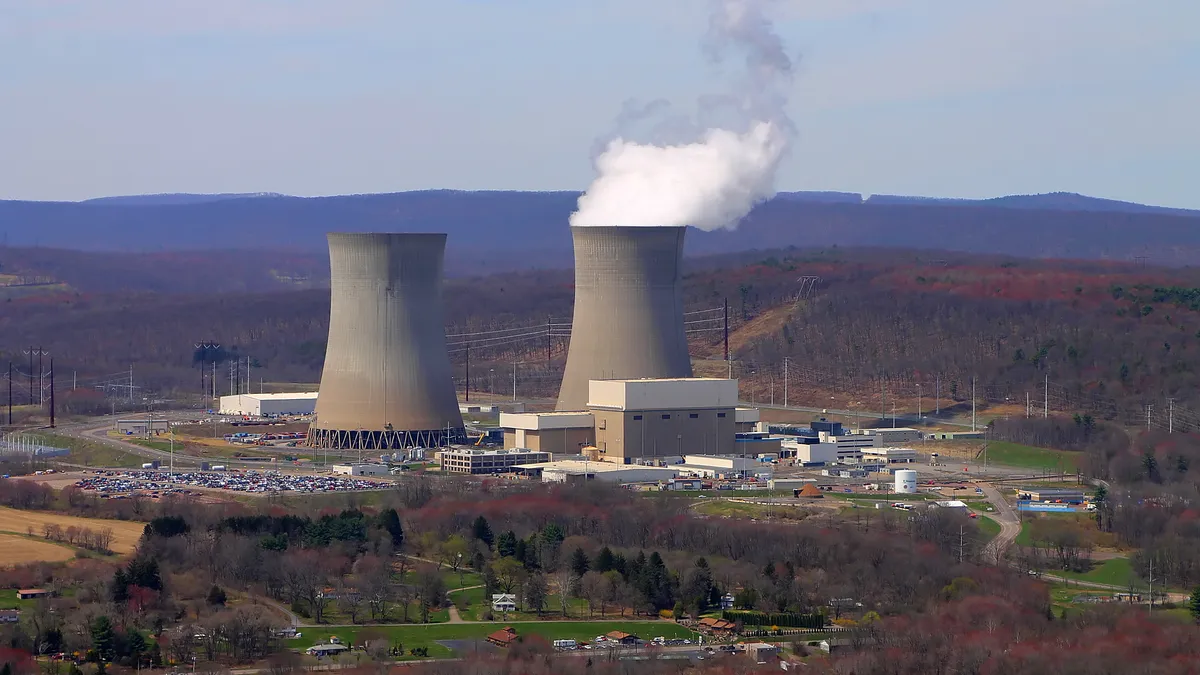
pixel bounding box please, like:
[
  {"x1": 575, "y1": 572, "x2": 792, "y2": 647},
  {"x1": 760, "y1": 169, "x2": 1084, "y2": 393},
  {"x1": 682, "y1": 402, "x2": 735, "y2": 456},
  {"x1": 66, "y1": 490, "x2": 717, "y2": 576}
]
[
  {"x1": 606, "y1": 630, "x2": 639, "y2": 645},
  {"x1": 487, "y1": 627, "x2": 519, "y2": 647},
  {"x1": 17, "y1": 589, "x2": 49, "y2": 600},
  {"x1": 745, "y1": 642, "x2": 779, "y2": 663},
  {"x1": 305, "y1": 644, "x2": 349, "y2": 657}
]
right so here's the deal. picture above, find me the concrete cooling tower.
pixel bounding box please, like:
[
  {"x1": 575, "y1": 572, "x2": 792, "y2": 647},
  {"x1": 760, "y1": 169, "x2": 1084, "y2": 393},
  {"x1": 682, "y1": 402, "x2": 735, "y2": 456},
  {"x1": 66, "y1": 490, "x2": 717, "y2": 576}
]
[
  {"x1": 556, "y1": 226, "x2": 693, "y2": 411},
  {"x1": 307, "y1": 233, "x2": 466, "y2": 449}
]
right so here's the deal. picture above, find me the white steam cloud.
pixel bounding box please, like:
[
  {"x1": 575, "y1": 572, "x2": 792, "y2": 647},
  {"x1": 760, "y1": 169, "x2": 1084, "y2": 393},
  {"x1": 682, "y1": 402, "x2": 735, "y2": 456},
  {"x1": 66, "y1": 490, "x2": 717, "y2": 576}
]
[{"x1": 571, "y1": 0, "x2": 795, "y2": 231}]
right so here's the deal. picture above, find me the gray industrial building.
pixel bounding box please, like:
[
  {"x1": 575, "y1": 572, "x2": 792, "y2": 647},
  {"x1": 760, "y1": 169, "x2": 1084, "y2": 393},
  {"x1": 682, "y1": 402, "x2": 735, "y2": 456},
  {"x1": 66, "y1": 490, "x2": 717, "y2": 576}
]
[
  {"x1": 556, "y1": 226, "x2": 693, "y2": 411},
  {"x1": 440, "y1": 448, "x2": 551, "y2": 475},
  {"x1": 307, "y1": 233, "x2": 466, "y2": 450}
]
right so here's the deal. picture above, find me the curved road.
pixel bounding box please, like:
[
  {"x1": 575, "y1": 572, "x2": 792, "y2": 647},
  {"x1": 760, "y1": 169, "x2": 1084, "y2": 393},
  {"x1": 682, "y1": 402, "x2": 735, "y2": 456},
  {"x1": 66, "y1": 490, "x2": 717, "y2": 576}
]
[{"x1": 978, "y1": 482, "x2": 1021, "y2": 564}]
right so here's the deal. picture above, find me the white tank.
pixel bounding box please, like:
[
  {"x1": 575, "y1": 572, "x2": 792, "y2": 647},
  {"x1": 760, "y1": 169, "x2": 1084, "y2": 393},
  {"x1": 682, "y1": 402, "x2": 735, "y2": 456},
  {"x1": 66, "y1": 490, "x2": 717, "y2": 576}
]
[{"x1": 895, "y1": 469, "x2": 918, "y2": 494}]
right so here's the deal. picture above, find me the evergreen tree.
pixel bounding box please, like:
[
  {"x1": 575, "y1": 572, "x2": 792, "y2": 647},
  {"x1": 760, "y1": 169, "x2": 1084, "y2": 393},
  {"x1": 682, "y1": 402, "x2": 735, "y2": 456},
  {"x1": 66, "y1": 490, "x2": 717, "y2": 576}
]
[
  {"x1": 206, "y1": 585, "x2": 227, "y2": 606},
  {"x1": 1189, "y1": 586, "x2": 1200, "y2": 624},
  {"x1": 472, "y1": 516, "x2": 494, "y2": 549},
  {"x1": 595, "y1": 546, "x2": 615, "y2": 573},
  {"x1": 91, "y1": 616, "x2": 116, "y2": 663},
  {"x1": 127, "y1": 631, "x2": 147, "y2": 662},
  {"x1": 570, "y1": 547, "x2": 590, "y2": 578},
  {"x1": 497, "y1": 531, "x2": 518, "y2": 558},
  {"x1": 377, "y1": 508, "x2": 404, "y2": 548},
  {"x1": 110, "y1": 569, "x2": 130, "y2": 604}
]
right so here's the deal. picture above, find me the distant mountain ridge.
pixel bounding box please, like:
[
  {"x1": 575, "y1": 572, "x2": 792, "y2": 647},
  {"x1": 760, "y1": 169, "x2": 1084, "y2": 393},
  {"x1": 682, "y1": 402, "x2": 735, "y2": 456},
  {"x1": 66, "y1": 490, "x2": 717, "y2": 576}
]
[
  {"x1": 2, "y1": 189, "x2": 1200, "y2": 268},
  {"x1": 81, "y1": 192, "x2": 289, "y2": 206},
  {"x1": 859, "y1": 191, "x2": 1200, "y2": 217}
]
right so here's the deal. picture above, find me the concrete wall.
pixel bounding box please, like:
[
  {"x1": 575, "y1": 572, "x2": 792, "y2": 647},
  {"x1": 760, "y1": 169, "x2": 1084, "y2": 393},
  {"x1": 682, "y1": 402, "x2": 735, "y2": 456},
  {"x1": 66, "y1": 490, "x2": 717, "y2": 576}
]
[
  {"x1": 504, "y1": 427, "x2": 594, "y2": 454},
  {"x1": 588, "y1": 378, "x2": 738, "y2": 411},
  {"x1": 593, "y1": 408, "x2": 735, "y2": 462}
]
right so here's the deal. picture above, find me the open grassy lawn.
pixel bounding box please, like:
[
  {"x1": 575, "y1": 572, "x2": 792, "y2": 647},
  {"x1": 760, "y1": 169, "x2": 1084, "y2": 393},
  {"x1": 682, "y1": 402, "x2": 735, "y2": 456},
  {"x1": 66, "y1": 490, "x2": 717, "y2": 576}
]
[
  {"x1": 1058, "y1": 557, "x2": 1135, "y2": 587},
  {"x1": 982, "y1": 442, "x2": 1079, "y2": 471},
  {"x1": 976, "y1": 515, "x2": 1001, "y2": 541},
  {"x1": 293, "y1": 621, "x2": 697, "y2": 656},
  {"x1": 399, "y1": 569, "x2": 483, "y2": 591},
  {"x1": 0, "y1": 506, "x2": 145, "y2": 554},
  {"x1": 32, "y1": 433, "x2": 144, "y2": 468}
]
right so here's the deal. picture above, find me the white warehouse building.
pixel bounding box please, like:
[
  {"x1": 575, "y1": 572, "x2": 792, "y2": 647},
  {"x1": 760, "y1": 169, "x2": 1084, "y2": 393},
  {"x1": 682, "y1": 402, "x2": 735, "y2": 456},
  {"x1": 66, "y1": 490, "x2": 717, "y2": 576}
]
[{"x1": 219, "y1": 392, "x2": 318, "y2": 417}]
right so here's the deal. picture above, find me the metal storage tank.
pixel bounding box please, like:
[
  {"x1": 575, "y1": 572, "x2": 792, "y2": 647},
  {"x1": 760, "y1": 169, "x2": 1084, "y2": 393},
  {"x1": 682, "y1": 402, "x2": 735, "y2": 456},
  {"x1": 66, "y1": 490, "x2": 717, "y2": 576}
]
[
  {"x1": 307, "y1": 233, "x2": 466, "y2": 449},
  {"x1": 894, "y1": 469, "x2": 918, "y2": 494},
  {"x1": 556, "y1": 226, "x2": 693, "y2": 411}
]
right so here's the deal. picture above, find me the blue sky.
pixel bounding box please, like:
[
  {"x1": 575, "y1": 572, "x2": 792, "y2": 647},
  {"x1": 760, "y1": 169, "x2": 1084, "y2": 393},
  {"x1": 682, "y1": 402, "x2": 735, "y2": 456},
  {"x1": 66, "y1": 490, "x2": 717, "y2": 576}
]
[{"x1": 2, "y1": 0, "x2": 1197, "y2": 207}]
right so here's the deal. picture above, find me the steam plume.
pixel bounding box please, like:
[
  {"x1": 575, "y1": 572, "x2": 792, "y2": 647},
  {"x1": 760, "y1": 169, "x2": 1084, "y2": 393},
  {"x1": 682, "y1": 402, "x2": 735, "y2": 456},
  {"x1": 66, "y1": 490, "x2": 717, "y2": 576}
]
[{"x1": 571, "y1": 0, "x2": 794, "y2": 231}]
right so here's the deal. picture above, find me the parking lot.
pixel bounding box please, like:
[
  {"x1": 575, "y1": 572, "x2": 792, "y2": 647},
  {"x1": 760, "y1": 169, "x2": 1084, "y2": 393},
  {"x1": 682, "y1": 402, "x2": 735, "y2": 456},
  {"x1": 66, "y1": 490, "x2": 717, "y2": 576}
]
[{"x1": 74, "y1": 469, "x2": 389, "y2": 495}]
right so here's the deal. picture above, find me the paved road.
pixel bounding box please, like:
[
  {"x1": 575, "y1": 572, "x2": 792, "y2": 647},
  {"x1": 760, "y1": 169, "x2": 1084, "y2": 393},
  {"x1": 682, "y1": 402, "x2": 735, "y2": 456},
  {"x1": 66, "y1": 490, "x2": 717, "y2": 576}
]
[{"x1": 978, "y1": 482, "x2": 1022, "y2": 564}]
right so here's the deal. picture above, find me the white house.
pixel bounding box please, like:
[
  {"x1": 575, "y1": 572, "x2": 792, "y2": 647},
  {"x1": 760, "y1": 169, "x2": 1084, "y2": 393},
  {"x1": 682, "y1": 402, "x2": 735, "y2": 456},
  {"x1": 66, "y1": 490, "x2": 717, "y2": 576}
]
[{"x1": 492, "y1": 593, "x2": 518, "y2": 612}]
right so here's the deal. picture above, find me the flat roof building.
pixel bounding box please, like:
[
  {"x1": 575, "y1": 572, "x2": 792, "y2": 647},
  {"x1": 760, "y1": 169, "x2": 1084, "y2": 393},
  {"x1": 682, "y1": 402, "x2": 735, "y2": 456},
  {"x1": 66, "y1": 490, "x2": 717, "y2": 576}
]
[
  {"x1": 853, "y1": 427, "x2": 921, "y2": 444},
  {"x1": 441, "y1": 448, "x2": 551, "y2": 475},
  {"x1": 861, "y1": 447, "x2": 918, "y2": 463},
  {"x1": 590, "y1": 378, "x2": 737, "y2": 462},
  {"x1": 499, "y1": 412, "x2": 594, "y2": 454},
  {"x1": 114, "y1": 418, "x2": 172, "y2": 435},
  {"x1": 500, "y1": 378, "x2": 745, "y2": 463},
  {"x1": 220, "y1": 392, "x2": 318, "y2": 417},
  {"x1": 1018, "y1": 487, "x2": 1086, "y2": 502},
  {"x1": 514, "y1": 460, "x2": 678, "y2": 484}
]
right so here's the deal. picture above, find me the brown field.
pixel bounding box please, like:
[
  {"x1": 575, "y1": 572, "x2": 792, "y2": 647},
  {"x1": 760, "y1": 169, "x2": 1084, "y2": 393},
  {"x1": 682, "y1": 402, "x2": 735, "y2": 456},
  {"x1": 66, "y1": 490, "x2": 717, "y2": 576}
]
[
  {"x1": 0, "y1": 532, "x2": 76, "y2": 565},
  {"x1": 0, "y1": 507, "x2": 145, "y2": 554}
]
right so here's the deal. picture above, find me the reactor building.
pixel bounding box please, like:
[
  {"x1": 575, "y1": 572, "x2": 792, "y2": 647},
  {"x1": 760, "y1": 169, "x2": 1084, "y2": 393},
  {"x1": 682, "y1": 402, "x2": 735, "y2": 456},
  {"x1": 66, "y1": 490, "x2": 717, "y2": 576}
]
[
  {"x1": 307, "y1": 233, "x2": 466, "y2": 449},
  {"x1": 556, "y1": 226, "x2": 693, "y2": 411}
]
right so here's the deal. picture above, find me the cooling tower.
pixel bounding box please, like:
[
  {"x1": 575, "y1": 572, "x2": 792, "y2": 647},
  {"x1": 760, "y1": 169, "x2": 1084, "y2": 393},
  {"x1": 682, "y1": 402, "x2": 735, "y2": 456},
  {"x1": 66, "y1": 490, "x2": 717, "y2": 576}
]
[
  {"x1": 307, "y1": 233, "x2": 466, "y2": 449},
  {"x1": 556, "y1": 226, "x2": 693, "y2": 411}
]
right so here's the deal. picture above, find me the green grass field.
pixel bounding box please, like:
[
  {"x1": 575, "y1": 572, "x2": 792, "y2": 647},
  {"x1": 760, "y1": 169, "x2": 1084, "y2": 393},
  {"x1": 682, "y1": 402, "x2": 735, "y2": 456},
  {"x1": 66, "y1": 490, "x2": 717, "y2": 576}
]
[
  {"x1": 0, "y1": 588, "x2": 34, "y2": 610},
  {"x1": 32, "y1": 433, "x2": 144, "y2": 468},
  {"x1": 976, "y1": 515, "x2": 1001, "y2": 541},
  {"x1": 1057, "y1": 557, "x2": 1135, "y2": 587},
  {"x1": 980, "y1": 441, "x2": 1080, "y2": 471},
  {"x1": 293, "y1": 621, "x2": 697, "y2": 656}
]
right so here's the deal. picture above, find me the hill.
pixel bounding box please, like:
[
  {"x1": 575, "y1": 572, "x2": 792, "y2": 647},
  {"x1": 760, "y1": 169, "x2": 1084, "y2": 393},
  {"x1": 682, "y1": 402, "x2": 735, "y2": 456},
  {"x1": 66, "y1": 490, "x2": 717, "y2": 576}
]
[
  {"x1": 5, "y1": 247, "x2": 1200, "y2": 428},
  {"x1": 4, "y1": 190, "x2": 1200, "y2": 269}
]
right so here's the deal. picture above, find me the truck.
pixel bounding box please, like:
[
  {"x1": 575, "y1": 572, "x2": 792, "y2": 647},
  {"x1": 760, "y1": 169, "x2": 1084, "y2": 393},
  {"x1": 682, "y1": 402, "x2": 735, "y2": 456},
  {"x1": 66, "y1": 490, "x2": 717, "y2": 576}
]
[
  {"x1": 211, "y1": 465, "x2": 227, "y2": 471},
  {"x1": 553, "y1": 639, "x2": 577, "y2": 650}
]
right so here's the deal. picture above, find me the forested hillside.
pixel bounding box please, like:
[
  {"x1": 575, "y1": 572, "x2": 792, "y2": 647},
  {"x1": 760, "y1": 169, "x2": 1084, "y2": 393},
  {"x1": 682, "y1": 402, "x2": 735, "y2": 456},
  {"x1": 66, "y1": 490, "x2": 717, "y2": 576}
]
[{"x1": 5, "y1": 248, "x2": 1200, "y2": 425}]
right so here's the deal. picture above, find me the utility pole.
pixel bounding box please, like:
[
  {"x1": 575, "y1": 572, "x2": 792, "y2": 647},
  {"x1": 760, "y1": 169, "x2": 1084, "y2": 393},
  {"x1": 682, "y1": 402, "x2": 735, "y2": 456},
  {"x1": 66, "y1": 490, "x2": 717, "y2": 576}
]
[
  {"x1": 723, "y1": 298, "x2": 730, "y2": 379},
  {"x1": 935, "y1": 374, "x2": 940, "y2": 416},
  {"x1": 1146, "y1": 404, "x2": 1152, "y2": 431},
  {"x1": 26, "y1": 346, "x2": 33, "y2": 405},
  {"x1": 7, "y1": 362, "x2": 12, "y2": 425},
  {"x1": 1148, "y1": 557, "x2": 1154, "y2": 614},
  {"x1": 1168, "y1": 398, "x2": 1174, "y2": 434},
  {"x1": 1026, "y1": 392, "x2": 1030, "y2": 418},
  {"x1": 917, "y1": 384, "x2": 922, "y2": 425},
  {"x1": 48, "y1": 359, "x2": 54, "y2": 428},
  {"x1": 37, "y1": 348, "x2": 45, "y2": 405},
  {"x1": 1044, "y1": 374, "x2": 1048, "y2": 419},
  {"x1": 971, "y1": 376, "x2": 976, "y2": 432},
  {"x1": 465, "y1": 344, "x2": 470, "y2": 403},
  {"x1": 546, "y1": 316, "x2": 551, "y2": 362},
  {"x1": 512, "y1": 359, "x2": 517, "y2": 402},
  {"x1": 783, "y1": 357, "x2": 789, "y2": 408}
]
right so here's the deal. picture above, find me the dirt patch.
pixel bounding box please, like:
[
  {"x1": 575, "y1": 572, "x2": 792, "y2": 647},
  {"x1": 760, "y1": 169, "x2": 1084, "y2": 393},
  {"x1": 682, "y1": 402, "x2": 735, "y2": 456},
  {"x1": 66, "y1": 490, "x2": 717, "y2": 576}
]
[
  {"x1": 0, "y1": 533, "x2": 76, "y2": 566},
  {"x1": 0, "y1": 506, "x2": 145, "y2": 554}
]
